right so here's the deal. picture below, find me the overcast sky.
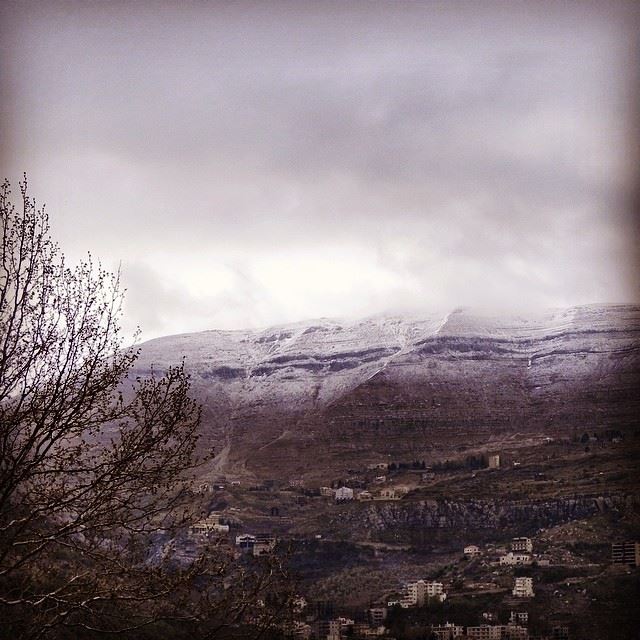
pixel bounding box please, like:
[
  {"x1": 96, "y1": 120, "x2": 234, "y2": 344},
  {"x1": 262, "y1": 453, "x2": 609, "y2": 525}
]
[{"x1": 1, "y1": 1, "x2": 639, "y2": 339}]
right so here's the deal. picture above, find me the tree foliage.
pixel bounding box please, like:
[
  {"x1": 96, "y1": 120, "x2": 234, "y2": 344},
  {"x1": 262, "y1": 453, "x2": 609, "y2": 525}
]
[{"x1": 0, "y1": 179, "x2": 293, "y2": 638}]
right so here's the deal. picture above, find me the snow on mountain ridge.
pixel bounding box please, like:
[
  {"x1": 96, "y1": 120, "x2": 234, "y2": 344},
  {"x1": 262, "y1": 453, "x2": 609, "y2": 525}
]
[
  {"x1": 132, "y1": 304, "x2": 640, "y2": 414},
  {"x1": 132, "y1": 311, "x2": 450, "y2": 414},
  {"x1": 129, "y1": 304, "x2": 640, "y2": 478},
  {"x1": 136, "y1": 304, "x2": 639, "y2": 364}
]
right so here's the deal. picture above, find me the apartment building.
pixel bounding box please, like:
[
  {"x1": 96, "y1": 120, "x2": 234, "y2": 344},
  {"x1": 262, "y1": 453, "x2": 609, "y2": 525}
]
[
  {"x1": 611, "y1": 541, "x2": 640, "y2": 567},
  {"x1": 512, "y1": 537, "x2": 533, "y2": 553},
  {"x1": 512, "y1": 576, "x2": 534, "y2": 598}
]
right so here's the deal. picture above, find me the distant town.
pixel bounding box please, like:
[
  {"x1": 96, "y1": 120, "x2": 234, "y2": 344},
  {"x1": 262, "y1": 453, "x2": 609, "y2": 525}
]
[{"x1": 166, "y1": 435, "x2": 639, "y2": 640}]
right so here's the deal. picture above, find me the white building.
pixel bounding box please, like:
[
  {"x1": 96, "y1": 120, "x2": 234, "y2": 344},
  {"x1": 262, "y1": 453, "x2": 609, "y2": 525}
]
[
  {"x1": 431, "y1": 623, "x2": 464, "y2": 639},
  {"x1": 512, "y1": 576, "x2": 534, "y2": 598},
  {"x1": 511, "y1": 537, "x2": 533, "y2": 553},
  {"x1": 466, "y1": 626, "x2": 503, "y2": 640},
  {"x1": 379, "y1": 486, "x2": 408, "y2": 500},
  {"x1": 400, "y1": 580, "x2": 446, "y2": 607},
  {"x1": 190, "y1": 515, "x2": 229, "y2": 535},
  {"x1": 357, "y1": 490, "x2": 373, "y2": 501},
  {"x1": 467, "y1": 625, "x2": 528, "y2": 640},
  {"x1": 464, "y1": 545, "x2": 481, "y2": 557},
  {"x1": 335, "y1": 486, "x2": 354, "y2": 501},
  {"x1": 499, "y1": 552, "x2": 532, "y2": 566}
]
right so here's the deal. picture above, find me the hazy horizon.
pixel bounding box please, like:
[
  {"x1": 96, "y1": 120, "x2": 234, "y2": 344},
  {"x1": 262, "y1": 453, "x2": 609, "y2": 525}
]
[{"x1": 2, "y1": 1, "x2": 639, "y2": 341}]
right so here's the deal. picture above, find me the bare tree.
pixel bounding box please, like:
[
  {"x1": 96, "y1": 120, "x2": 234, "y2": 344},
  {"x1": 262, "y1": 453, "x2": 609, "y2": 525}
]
[{"x1": 0, "y1": 179, "x2": 294, "y2": 638}]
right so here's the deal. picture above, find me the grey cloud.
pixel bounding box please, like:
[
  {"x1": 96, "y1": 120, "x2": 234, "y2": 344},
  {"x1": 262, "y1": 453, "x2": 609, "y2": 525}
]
[
  {"x1": 1, "y1": 1, "x2": 638, "y2": 335},
  {"x1": 121, "y1": 260, "x2": 280, "y2": 338}
]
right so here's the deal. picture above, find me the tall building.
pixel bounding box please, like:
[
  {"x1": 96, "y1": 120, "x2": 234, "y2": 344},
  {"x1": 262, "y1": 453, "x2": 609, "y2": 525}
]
[
  {"x1": 611, "y1": 541, "x2": 640, "y2": 566},
  {"x1": 400, "y1": 580, "x2": 446, "y2": 607},
  {"x1": 512, "y1": 576, "x2": 534, "y2": 598},
  {"x1": 512, "y1": 537, "x2": 533, "y2": 553}
]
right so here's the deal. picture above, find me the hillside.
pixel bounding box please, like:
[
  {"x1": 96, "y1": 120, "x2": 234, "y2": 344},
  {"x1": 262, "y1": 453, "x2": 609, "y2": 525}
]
[{"x1": 132, "y1": 304, "x2": 640, "y2": 481}]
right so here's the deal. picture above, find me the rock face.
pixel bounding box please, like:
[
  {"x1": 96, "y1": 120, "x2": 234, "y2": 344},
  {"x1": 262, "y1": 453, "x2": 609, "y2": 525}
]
[
  {"x1": 334, "y1": 495, "x2": 636, "y2": 540},
  {"x1": 133, "y1": 304, "x2": 640, "y2": 478}
]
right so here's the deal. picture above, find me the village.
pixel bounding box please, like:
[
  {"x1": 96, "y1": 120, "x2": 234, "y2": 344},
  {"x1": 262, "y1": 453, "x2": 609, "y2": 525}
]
[
  {"x1": 165, "y1": 434, "x2": 639, "y2": 640},
  {"x1": 173, "y1": 507, "x2": 639, "y2": 640}
]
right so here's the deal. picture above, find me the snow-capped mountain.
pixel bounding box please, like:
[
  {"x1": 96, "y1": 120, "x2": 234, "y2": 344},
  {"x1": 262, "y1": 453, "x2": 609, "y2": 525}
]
[{"x1": 132, "y1": 304, "x2": 640, "y2": 479}]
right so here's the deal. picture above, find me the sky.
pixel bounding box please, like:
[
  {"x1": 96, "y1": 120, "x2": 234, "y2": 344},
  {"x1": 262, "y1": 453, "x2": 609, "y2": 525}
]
[{"x1": 1, "y1": 1, "x2": 639, "y2": 340}]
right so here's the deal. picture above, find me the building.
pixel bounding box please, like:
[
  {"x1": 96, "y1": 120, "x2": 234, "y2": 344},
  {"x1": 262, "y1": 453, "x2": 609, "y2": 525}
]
[
  {"x1": 189, "y1": 515, "x2": 230, "y2": 536},
  {"x1": 467, "y1": 625, "x2": 528, "y2": 640},
  {"x1": 400, "y1": 580, "x2": 446, "y2": 607},
  {"x1": 368, "y1": 606, "x2": 387, "y2": 626},
  {"x1": 510, "y1": 612, "x2": 529, "y2": 625},
  {"x1": 466, "y1": 625, "x2": 503, "y2": 640},
  {"x1": 235, "y1": 533, "x2": 276, "y2": 555},
  {"x1": 320, "y1": 486, "x2": 335, "y2": 497},
  {"x1": 505, "y1": 626, "x2": 529, "y2": 639},
  {"x1": 611, "y1": 541, "x2": 640, "y2": 567},
  {"x1": 357, "y1": 490, "x2": 374, "y2": 501},
  {"x1": 512, "y1": 577, "x2": 534, "y2": 598},
  {"x1": 550, "y1": 626, "x2": 569, "y2": 639},
  {"x1": 314, "y1": 619, "x2": 341, "y2": 640},
  {"x1": 327, "y1": 619, "x2": 341, "y2": 640},
  {"x1": 464, "y1": 545, "x2": 481, "y2": 557},
  {"x1": 512, "y1": 537, "x2": 534, "y2": 553},
  {"x1": 379, "y1": 486, "x2": 408, "y2": 500},
  {"x1": 431, "y1": 623, "x2": 464, "y2": 639},
  {"x1": 488, "y1": 454, "x2": 500, "y2": 469},
  {"x1": 400, "y1": 584, "x2": 415, "y2": 608},
  {"x1": 500, "y1": 552, "x2": 532, "y2": 566},
  {"x1": 335, "y1": 486, "x2": 354, "y2": 501},
  {"x1": 235, "y1": 534, "x2": 256, "y2": 552},
  {"x1": 253, "y1": 533, "x2": 276, "y2": 556}
]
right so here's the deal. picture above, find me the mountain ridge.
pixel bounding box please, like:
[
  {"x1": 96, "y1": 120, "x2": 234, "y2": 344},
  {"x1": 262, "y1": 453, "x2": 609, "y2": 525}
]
[{"x1": 132, "y1": 303, "x2": 640, "y2": 480}]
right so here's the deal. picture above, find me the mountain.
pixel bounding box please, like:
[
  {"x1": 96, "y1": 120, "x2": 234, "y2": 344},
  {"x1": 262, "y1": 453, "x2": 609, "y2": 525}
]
[{"x1": 132, "y1": 304, "x2": 640, "y2": 481}]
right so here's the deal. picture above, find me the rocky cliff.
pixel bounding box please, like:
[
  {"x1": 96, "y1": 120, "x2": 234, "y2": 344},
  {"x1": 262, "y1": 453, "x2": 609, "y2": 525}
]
[{"x1": 328, "y1": 494, "x2": 637, "y2": 542}]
